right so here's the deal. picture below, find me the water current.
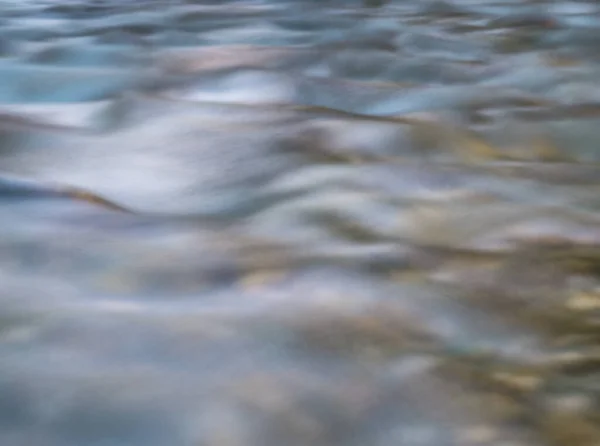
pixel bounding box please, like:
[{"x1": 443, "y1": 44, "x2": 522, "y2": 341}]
[{"x1": 1, "y1": 0, "x2": 600, "y2": 445}]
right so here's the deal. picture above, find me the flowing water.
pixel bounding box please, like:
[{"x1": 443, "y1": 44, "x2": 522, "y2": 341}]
[{"x1": 2, "y1": 0, "x2": 600, "y2": 445}]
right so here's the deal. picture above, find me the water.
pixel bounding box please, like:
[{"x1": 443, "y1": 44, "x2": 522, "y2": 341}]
[{"x1": 1, "y1": 0, "x2": 600, "y2": 445}]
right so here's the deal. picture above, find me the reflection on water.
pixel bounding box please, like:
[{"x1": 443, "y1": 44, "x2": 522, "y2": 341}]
[{"x1": 1, "y1": 0, "x2": 600, "y2": 445}]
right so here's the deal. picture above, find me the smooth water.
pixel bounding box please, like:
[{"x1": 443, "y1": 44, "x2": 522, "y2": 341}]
[{"x1": 1, "y1": 0, "x2": 600, "y2": 445}]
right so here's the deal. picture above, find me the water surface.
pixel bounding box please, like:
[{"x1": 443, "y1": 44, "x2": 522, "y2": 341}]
[{"x1": 1, "y1": 1, "x2": 600, "y2": 445}]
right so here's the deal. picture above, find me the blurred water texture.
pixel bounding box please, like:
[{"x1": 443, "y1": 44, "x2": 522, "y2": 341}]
[{"x1": 1, "y1": 0, "x2": 600, "y2": 445}]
